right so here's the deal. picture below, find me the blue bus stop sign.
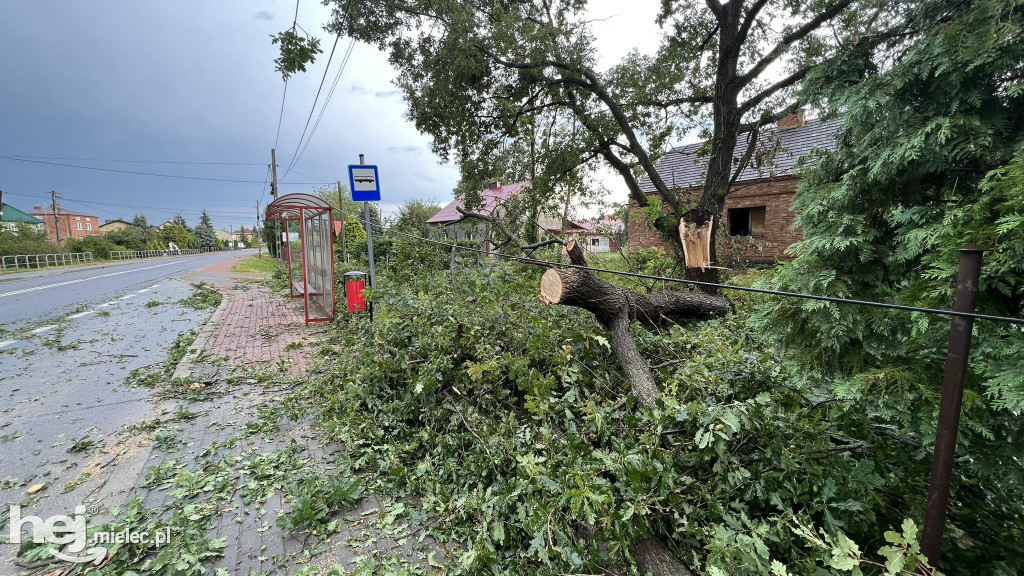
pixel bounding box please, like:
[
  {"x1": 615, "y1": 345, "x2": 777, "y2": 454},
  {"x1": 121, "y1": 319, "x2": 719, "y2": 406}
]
[{"x1": 348, "y1": 165, "x2": 381, "y2": 202}]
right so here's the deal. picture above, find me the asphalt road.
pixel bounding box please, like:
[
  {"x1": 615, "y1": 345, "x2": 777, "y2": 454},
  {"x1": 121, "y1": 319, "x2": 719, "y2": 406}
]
[
  {"x1": 0, "y1": 250, "x2": 255, "y2": 333},
  {"x1": 0, "y1": 250, "x2": 256, "y2": 522}
]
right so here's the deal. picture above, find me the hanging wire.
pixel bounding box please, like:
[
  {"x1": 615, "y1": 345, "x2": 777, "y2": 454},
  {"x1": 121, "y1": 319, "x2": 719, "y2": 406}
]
[{"x1": 385, "y1": 229, "x2": 1024, "y2": 326}]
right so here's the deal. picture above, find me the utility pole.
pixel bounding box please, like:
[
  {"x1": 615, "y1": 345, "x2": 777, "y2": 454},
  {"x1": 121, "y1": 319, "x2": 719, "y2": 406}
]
[
  {"x1": 270, "y1": 149, "x2": 281, "y2": 259},
  {"x1": 256, "y1": 200, "x2": 262, "y2": 256},
  {"x1": 337, "y1": 180, "x2": 348, "y2": 263},
  {"x1": 51, "y1": 190, "x2": 61, "y2": 244},
  {"x1": 0, "y1": 190, "x2": 5, "y2": 222}
]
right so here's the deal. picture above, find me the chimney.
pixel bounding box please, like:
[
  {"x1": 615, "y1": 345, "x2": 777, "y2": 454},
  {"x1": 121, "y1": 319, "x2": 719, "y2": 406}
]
[
  {"x1": 486, "y1": 181, "x2": 501, "y2": 190},
  {"x1": 777, "y1": 110, "x2": 806, "y2": 130},
  {"x1": 33, "y1": 205, "x2": 43, "y2": 211}
]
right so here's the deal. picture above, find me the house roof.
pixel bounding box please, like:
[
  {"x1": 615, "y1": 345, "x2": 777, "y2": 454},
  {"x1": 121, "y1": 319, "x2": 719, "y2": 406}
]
[
  {"x1": 639, "y1": 117, "x2": 842, "y2": 193},
  {"x1": 578, "y1": 217, "x2": 624, "y2": 234},
  {"x1": 28, "y1": 204, "x2": 99, "y2": 219},
  {"x1": 100, "y1": 219, "x2": 131, "y2": 227},
  {"x1": 1, "y1": 203, "x2": 44, "y2": 224},
  {"x1": 426, "y1": 182, "x2": 531, "y2": 224}
]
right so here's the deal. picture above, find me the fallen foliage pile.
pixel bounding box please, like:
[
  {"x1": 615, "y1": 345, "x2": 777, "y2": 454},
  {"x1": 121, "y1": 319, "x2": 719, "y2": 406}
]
[{"x1": 302, "y1": 260, "x2": 1019, "y2": 575}]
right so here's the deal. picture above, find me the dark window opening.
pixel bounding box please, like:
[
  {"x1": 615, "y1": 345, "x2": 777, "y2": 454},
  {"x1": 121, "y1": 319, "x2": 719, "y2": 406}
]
[
  {"x1": 591, "y1": 238, "x2": 600, "y2": 246},
  {"x1": 728, "y1": 206, "x2": 766, "y2": 237}
]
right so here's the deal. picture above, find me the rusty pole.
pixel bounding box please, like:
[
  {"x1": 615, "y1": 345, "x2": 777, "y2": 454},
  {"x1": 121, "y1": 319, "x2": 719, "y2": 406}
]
[{"x1": 921, "y1": 245, "x2": 984, "y2": 568}]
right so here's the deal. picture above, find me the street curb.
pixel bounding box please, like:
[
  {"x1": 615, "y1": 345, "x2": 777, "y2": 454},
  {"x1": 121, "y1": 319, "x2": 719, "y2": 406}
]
[{"x1": 171, "y1": 291, "x2": 231, "y2": 381}]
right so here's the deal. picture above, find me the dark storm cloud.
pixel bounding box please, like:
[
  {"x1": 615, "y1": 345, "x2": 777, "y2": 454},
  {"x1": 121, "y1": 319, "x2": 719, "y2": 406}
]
[{"x1": 0, "y1": 2, "x2": 457, "y2": 228}]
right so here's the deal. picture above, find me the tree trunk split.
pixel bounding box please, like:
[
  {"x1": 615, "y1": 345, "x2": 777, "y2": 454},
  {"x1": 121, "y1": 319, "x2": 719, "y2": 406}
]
[
  {"x1": 679, "y1": 216, "x2": 714, "y2": 270},
  {"x1": 539, "y1": 240, "x2": 731, "y2": 409}
]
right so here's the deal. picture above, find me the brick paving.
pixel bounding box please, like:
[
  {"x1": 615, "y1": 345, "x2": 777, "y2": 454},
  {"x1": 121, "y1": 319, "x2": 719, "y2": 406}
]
[
  {"x1": 187, "y1": 256, "x2": 324, "y2": 378},
  {"x1": 205, "y1": 286, "x2": 318, "y2": 377}
]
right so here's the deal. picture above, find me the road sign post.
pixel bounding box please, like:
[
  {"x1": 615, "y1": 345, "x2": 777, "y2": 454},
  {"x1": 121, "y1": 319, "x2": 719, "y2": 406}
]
[{"x1": 348, "y1": 155, "x2": 380, "y2": 320}]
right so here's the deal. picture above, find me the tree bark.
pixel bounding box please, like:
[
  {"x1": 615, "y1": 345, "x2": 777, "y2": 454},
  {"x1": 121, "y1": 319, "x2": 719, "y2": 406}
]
[
  {"x1": 539, "y1": 240, "x2": 731, "y2": 408},
  {"x1": 635, "y1": 536, "x2": 696, "y2": 576}
]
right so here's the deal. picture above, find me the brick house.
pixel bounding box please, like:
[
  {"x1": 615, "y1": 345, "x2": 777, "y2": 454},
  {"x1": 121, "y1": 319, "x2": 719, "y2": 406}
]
[
  {"x1": 627, "y1": 114, "x2": 841, "y2": 261},
  {"x1": 561, "y1": 217, "x2": 624, "y2": 253},
  {"x1": 427, "y1": 182, "x2": 563, "y2": 250},
  {"x1": 28, "y1": 204, "x2": 101, "y2": 243}
]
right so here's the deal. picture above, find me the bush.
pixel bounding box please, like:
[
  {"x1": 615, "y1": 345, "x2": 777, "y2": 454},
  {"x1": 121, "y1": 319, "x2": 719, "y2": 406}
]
[
  {"x1": 65, "y1": 235, "x2": 124, "y2": 259},
  {"x1": 301, "y1": 261, "x2": 999, "y2": 574},
  {"x1": 0, "y1": 223, "x2": 57, "y2": 257}
]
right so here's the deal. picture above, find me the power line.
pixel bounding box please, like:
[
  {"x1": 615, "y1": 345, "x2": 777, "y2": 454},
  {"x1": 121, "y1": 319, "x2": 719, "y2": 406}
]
[
  {"x1": 290, "y1": 38, "x2": 356, "y2": 170},
  {"x1": 0, "y1": 156, "x2": 326, "y2": 184},
  {"x1": 386, "y1": 229, "x2": 1024, "y2": 326},
  {"x1": 282, "y1": 33, "x2": 342, "y2": 179},
  {"x1": 0, "y1": 155, "x2": 265, "y2": 166},
  {"x1": 62, "y1": 197, "x2": 252, "y2": 215}
]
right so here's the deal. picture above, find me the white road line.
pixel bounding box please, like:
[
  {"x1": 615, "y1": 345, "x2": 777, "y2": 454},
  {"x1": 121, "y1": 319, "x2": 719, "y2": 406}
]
[
  {"x1": 136, "y1": 288, "x2": 150, "y2": 293},
  {"x1": 98, "y1": 301, "x2": 118, "y2": 307},
  {"x1": 118, "y1": 294, "x2": 135, "y2": 300},
  {"x1": 149, "y1": 284, "x2": 160, "y2": 289},
  {"x1": 31, "y1": 326, "x2": 55, "y2": 334},
  {"x1": 0, "y1": 260, "x2": 187, "y2": 299},
  {"x1": 68, "y1": 310, "x2": 95, "y2": 319},
  {"x1": 0, "y1": 340, "x2": 17, "y2": 349}
]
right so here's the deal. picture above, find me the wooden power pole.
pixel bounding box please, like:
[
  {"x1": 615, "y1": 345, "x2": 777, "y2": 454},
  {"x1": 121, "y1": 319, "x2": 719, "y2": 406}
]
[
  {"x1": 51, "y1": 190, "x2": 61, "y2": 244},
  {"x1": 256, "y1": 200, "x2": 262, "y2": 256},
  {"x1": 270, "y1": 149, "x2": 280, "y2": 258}
]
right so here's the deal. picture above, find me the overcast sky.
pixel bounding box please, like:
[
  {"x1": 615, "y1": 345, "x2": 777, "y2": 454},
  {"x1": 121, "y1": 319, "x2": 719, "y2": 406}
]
[{"x1": 0, "y1": 1, "x2": 661, "y2": 230}]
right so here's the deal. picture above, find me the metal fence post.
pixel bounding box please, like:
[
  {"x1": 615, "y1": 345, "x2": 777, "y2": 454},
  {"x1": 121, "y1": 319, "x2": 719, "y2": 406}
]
[{"x1": 921, "y1": 245, "x2": 984, "y2": 568}]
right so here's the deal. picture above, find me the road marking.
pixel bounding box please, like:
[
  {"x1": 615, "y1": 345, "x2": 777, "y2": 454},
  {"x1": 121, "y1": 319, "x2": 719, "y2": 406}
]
[
  {"x1": 149, "y1": 284, "x2": 160, "y2": 289},
  {"x1": 0, "y1": 340, "x2": 17, "y2": 349},
  {"x1": 68, "y1": 310, "x2": 95, "y2": 319},
  {"x1": 136, "y1": 288, "x2": 150, "y2": 293},
  {"x1": 98, "y1": 301, "x2": 118, "y2": 307},
  {"x1": 0, "y1": 260, "x2": 187, "y2": 299},
  {"x1": 118, "y1": 294, "x2": 135, "y2": 300},
  {"x1": 31, "y1": 325, "x2": 55, "y2": 334}
]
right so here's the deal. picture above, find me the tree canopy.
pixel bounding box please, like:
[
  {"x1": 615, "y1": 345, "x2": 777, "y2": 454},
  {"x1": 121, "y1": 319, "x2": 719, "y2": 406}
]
[{"x1": 282, "y1": 0, "x2": 889, "y2": 276}]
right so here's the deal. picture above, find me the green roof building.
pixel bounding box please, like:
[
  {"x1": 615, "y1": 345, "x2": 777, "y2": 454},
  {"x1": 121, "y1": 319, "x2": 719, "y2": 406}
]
[{"x1": 1, "y1": 202, "x2": 45, "y2": 230}]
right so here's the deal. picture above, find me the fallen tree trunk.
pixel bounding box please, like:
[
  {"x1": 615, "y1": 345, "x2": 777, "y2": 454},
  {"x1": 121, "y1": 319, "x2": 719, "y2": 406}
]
[{"x1": 539, "y1": 240, "x2": 731, "y2": 409}]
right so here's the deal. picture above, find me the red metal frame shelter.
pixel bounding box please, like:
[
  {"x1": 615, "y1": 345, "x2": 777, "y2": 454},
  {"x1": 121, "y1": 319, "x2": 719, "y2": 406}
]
[{"x1": 265, "y1": 193, "x2": 336, "y2": 325}]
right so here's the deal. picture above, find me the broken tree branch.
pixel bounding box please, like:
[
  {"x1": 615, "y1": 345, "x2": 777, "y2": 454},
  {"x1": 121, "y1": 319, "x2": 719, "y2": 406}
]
[{"x1": 539, "y1": 240, "x2": 731, "y2": 408}]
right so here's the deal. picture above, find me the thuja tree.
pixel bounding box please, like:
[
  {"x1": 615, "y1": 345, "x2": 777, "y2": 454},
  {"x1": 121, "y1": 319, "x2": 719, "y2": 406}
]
[{"x1": 752, "y1": 0, "x2": 1024, "y2": 568}]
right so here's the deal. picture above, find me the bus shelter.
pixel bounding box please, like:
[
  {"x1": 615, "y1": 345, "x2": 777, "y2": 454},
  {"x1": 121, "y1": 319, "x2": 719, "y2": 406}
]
[{"x1": 265, "y1": 193, "x2": 335, "y2": 324}]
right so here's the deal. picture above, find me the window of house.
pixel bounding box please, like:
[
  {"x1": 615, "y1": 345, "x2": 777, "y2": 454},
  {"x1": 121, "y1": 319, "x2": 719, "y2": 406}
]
[
  {"x1": 76, "y1": 222, "x2": 83, "y2": 230},
  {"x1": 465, "y1": 232, "x2": 476, "y2": 241},
  {"x1": 727, "y1": 206, "x2": 766, "y2": 237},
  {"x1": 75, "y1": 216, "x2": 81, "y2": 221},
  {"x1": 591, "y1": 238, "x2": 600, "y2": 246},
  {"x1": 86, "y1": 222, "x2": 92, "y2": 231}
]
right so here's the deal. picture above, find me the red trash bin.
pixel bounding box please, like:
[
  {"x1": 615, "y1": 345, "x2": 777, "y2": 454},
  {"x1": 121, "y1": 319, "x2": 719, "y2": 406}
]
[{"x1": 344, "y1": 271, "x2": 367, "y2": 312}]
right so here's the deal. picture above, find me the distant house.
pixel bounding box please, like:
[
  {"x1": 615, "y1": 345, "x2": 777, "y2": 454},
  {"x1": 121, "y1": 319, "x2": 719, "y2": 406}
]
[
  {"x1": 214, "y1": 229, "x2": 233, "y2": 242},
  {"x1": 99, "y1": 219, "x2": 131, "y2": 234},
  {"x1": 561, "y1": 217, "x2": 623, "y2": 253},
  {"x1": 628, "y1": 113, "x2": 841, "y2": 261},
  {"x1": 427, "y1": 181, "x2": 561, "y2": 250},
  {"x1": 1, "y1": 203, "x2": 45, "y2": 232},
  {"x1": 28, "y1": 204, "x2": 101, "y2": 243},
  {"x1": 231, "y1": 227, "x2": 253, "y2": 238}
]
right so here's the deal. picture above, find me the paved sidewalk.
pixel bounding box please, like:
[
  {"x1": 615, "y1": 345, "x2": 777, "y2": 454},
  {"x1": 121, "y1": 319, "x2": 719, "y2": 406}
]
[{"x1": 181, "y1": 257, "x2": 324, "y2": 378}]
